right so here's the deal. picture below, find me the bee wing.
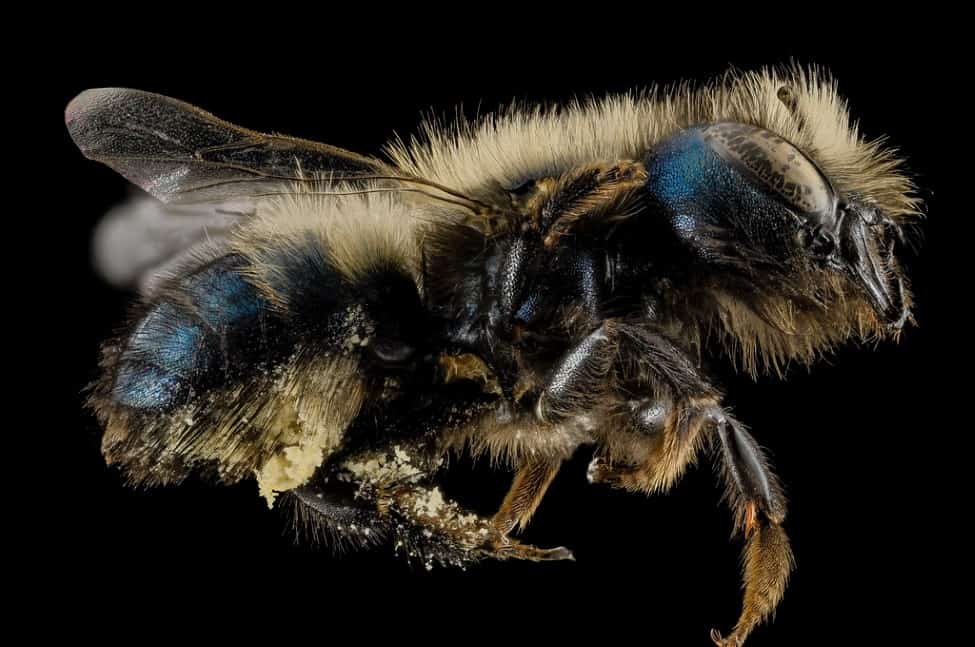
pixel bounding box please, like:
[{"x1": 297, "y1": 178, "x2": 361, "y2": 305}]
[
  {"x1": 68, "y1": 88, "x2": 392, "y2": 292},
  {"x1": 66, "y1": 88, "x2": 389, "y2": 204},
  {"x1": 92, "y1": 194, "x2": 248, "y2": 294}
]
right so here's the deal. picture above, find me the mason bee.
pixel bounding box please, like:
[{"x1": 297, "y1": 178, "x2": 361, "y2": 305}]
[{"x1": 67, "y1": 66, "x2": 919, "y2": 646}]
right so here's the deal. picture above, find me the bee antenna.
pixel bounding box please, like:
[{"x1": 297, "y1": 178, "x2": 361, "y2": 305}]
[{"x1": 776, "y1": 84, "x2": 809, "y2": 136}]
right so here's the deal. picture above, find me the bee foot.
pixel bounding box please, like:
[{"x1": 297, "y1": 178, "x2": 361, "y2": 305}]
[
  {"x1": 511, "y1": 544, "x2": 576, "y2": 562},
  {"x1": 534, "y1": 545, "x2": 575, "y2": 561},
  {"x1": 709, "y1": 628, "x2": 742, "y2": 647},
  {"x1": 587, "y1": 456, "x2": 624, "y2": 485},
  {"x1": 489, "y1": 538, "x2": 575, "y2": 562}
]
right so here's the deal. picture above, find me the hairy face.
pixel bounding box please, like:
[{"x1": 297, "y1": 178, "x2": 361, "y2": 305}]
[
  {"x1": 710, "y1": 122, "x2": 910, "y2": 327},
  {"x1": 644, "y1": 122, "x2": 911, "y2": 343},
  {"x1": 813, "y1": 201, "x2": 909, "y2": 329}
]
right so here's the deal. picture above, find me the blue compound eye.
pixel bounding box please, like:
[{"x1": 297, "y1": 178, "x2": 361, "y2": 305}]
[{"x1": 702, "y1": 122, "x2": 835, "y2": 218}]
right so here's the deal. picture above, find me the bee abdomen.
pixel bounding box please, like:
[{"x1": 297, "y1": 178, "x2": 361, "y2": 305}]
[
  {"x1": 112, "y1": 302, "x2": 206, "y2": 409},
  {"x1": 111, "y1": 255, "x2": 273, "y2": 411}
]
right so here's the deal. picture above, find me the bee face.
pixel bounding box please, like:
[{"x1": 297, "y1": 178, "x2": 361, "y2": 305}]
[
  {"x1": 825, "y1": 201, "x2": 909, "y2": 330},
  {"x1": 645, "y1": 121, "x2": 910, "y2": 332}
]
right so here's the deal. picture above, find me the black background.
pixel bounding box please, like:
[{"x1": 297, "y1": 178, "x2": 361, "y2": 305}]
[{"x1": 32, "y1": 23, "x2": 952, "y2": 646}]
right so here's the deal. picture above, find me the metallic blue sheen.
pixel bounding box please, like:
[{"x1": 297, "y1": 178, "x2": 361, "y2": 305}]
[
  {"x1": 126, "y1": 302, "x2": 204, "y2": 377},
  {"x1": 113, "y1": 258, "x2": 266, "y2": 410},
  {"x1": 187, "y1": 263, "x2": 262, "y2": 326},
  {"x1": 644, "y1": 127, "x2": 793, "y2": 253},
  {"x1": 113, "y1": 362, "x2": 185, "y2": 409}
]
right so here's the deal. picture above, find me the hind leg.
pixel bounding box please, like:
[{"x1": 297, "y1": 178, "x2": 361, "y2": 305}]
[
  {"x1": 289, "y1": 482, "x2": 390, "y2": 549},
  {"x1": 291, "y1": 474, "x2": 574, "y2": 567},
  {"x1": 492, "y1": 457, "x2": 562, "y2": 537},
  {"x1": 303, "y1": 433, "x2": 575, "y2": 568},
  {"x1": 379, "y1": 466, "x2": 575, "y2": 565}
]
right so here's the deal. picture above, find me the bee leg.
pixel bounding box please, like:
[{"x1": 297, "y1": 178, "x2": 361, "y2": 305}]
[
  {"x1": 383, "y1": 481, "x2": 575, "y2": 565},
  {"x1": 585, "y1": 325, "x2": 727, "y2": 491},
  {"x1": 492, "y1": 457, "x2": 562, "y2": 536},
  {"x1": 569, "y1": 324, "x2": 791, "y2": 644},
  {"x1": 493, "y1": 541, "x2": 575, "y2": 562},
  {"x1": 708, "y1": 411, "x2": 793, "y2": 647},
  {"x1": 535, "y1": 321, "x2": 618, "y2": 424},
  {"x1": 288, "y1": 482, "x2": 391, "y2": 549},
  {"x1": 510, "y1": 319, "x2": 616, "y2": 536},
  {"x1": 587, "y1": 395, "x2": 718, "y2": 493},
  {"x1": 294, "y1": 475, "x2": 573, "y2": 566},
  {"x1": 587, "y1": 399, "x2": 793, "y2": 645}
]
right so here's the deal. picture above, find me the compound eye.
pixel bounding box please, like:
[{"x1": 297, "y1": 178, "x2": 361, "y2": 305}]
[{"x1": 703, "y1": 122, "x2": 835, "y2": 217}]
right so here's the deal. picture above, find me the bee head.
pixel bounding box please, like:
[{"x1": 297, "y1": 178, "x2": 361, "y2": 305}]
[
  {"x1": 797, "y1": 198, "x2": 909, "y2": 331},
  {"x1": 645, "y1": 121, "x2": 914, "y2": 346}
]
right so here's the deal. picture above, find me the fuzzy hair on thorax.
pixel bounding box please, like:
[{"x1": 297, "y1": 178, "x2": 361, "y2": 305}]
[
  {"x1": 384, "y1": 65, "x2": 921, "y2": 377},
  {"x1": 387, "y1": 65, "x2": 921, "y2": 223}
]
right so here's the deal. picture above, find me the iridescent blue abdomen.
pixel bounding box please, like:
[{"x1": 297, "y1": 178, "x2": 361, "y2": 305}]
[{"x1": 112, "y1": 255, "x2": 269, "y2": 410}]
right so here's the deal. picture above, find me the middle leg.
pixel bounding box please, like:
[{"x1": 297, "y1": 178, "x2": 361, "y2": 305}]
[
  {"x1": 486, "y1": 321, "x2": 617, "y2": 542},
  {"x1": 491, "y1": 319, "x2": 700, "y2": 534}
]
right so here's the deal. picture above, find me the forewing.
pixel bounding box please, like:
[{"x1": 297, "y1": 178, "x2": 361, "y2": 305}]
[{"x1": 65, "y1": 87, "x2": 390, "y2": 204}]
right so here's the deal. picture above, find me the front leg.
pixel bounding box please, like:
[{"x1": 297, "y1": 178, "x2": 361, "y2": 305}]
[
  {"x1": 589, "y1": 398, "x2": 793, "y2": 647},
  {"x1": 709, "y1": 411, "x2": 792, "y2": 647},
  {"x1": 580, "y1": 325, "x2": 792, "y2": 646}
]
